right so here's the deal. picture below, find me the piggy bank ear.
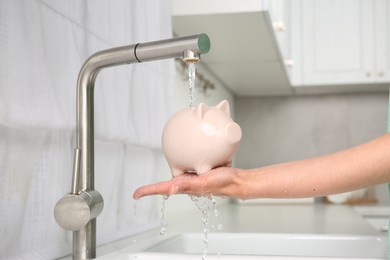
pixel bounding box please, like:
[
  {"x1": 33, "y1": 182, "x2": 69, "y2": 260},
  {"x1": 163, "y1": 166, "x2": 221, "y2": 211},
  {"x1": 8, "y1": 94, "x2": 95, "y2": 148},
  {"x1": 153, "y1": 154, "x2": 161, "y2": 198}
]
[
  {"x1": 196, "y1": 103, "x2": 207, "y2": 120},
  {"x1": 216, "y1": 100, "x2": 230, "y2": 116}
]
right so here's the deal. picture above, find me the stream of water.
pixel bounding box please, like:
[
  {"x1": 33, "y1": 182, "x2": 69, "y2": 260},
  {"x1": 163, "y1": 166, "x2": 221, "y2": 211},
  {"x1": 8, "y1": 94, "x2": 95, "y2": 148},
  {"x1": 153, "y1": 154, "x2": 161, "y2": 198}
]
[
  {"x1": 188, "y1": 62, "x2": 196, "y2": 107},
  {"x1": 158, "y1": 62, "x2": 223, "y2": 259},
  {"x1": 159, "y1": 195, "x2": 222, "y2": 259},
  {"x1": 190, "y1": 195, "x2": 221, "y2": 260},
  {"x1": 160, "y1": 195, "x2": 168, "y2": 235}
]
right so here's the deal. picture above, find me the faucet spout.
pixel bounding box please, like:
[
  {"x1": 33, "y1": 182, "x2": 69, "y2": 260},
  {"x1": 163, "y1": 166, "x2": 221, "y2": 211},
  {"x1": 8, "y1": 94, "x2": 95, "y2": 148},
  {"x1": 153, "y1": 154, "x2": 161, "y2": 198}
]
[
  {"x1": 54, "y1": 34, "x2": 210, "y2": 259},
  {"x1": 183, "y1": 49, "x2": 201, "y2": 63}
]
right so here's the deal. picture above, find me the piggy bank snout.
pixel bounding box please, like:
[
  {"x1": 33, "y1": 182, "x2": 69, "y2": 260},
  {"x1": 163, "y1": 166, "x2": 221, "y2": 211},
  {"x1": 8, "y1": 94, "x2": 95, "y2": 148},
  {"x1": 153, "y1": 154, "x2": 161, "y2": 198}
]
[{"x1": 224, "y1": 122, "x2": 242, "y2": 144}]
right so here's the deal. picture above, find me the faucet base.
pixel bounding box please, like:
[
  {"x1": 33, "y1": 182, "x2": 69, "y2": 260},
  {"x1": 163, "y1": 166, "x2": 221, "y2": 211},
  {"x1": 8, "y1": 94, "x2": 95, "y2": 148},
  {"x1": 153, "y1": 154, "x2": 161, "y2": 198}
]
[{"x1": 73, "y1": 219, "x2": 96, "y2": 260}]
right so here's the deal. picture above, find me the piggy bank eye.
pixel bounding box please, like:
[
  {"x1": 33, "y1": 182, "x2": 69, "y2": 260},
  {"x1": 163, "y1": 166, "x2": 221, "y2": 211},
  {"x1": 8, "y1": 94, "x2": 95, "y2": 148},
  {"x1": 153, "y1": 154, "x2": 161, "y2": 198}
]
[{"x1": 200, "y1": 122, "x2": 217, "y2": 136}]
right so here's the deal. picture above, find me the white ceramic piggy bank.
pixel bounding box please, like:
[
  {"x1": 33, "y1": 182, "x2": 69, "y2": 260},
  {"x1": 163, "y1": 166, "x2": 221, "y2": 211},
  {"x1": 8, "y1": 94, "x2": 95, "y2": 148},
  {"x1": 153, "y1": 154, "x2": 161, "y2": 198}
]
[{"x1": 162, "y1": 100, "x2": 242, "y2": 177}]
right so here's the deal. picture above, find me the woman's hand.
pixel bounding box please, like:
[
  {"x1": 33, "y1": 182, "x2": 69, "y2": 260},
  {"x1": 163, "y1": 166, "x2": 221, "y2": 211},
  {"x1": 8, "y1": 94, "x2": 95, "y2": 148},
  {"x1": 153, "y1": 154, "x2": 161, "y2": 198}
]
[{"x1": 133, "y1": 167, "x2": 242, "y2": 199}]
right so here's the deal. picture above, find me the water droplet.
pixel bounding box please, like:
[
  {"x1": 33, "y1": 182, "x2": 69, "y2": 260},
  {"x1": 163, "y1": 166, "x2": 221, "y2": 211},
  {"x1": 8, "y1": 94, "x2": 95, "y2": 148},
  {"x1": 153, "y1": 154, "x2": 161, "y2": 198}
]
[
  {"x1": 160, "y1": 195, "x2": 168, "y2": 236},
  {"x1": 217, "y1": 224, "x2": 223, "y2": 231},
  {"x1": 133, "y1": 201, "x2": 137, "y2": 218},
  {"x1": 159, "y1": 227, "x2": 166, "y2": 236}
]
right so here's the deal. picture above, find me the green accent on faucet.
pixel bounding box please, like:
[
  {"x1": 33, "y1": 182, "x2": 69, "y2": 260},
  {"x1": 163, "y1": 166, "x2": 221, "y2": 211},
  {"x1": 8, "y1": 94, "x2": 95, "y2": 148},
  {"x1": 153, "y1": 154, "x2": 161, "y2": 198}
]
[{"x1": 198, "y1": 34, "x2": 211, "y2": 54}]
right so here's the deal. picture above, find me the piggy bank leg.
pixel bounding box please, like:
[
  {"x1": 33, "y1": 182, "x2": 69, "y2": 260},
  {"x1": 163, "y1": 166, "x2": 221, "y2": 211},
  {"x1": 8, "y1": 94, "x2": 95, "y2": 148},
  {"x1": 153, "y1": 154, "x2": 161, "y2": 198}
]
[
  {"x1": 170, "y1": 167, "x2": 185, "y2": 178},
  {"x1": 195, "y1": 164, "x2": 213, "y2": 175}
]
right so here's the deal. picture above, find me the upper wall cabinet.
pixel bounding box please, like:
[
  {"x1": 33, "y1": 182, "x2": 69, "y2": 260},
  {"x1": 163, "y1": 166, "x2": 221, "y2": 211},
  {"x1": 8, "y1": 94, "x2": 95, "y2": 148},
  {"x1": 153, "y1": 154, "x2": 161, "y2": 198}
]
[
  {"x1": 172, "y1": 0, "x2": 388, "y2": 96},
  {"x1": 172, "y1": 0, "x2": 293, "y2": 96},
  {"x1": 269, "y1": 0, "x2": 390, "y2": 88}
]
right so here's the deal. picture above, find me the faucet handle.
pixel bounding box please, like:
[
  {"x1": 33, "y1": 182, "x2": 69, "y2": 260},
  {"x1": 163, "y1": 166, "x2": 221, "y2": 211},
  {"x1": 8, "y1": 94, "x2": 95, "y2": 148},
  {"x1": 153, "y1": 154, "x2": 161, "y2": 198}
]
[{"x1": 54, "y1": 190, "x2": 104, "y2": 231}]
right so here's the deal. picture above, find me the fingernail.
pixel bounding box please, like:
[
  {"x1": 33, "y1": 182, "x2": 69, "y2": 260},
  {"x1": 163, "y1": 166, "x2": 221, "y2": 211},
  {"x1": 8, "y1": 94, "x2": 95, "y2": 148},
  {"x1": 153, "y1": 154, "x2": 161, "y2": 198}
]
[{"x1": 133, "y1": 193, "x2": 140, "y2": 200}]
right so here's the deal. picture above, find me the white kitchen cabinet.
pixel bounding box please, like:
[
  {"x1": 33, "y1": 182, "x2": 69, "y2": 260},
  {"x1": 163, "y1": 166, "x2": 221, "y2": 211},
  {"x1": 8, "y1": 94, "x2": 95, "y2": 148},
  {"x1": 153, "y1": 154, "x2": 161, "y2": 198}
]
[
  {"x1": 375, "y1": 0, "x2": 390, "y2": 83},
  {"x1": 172, "y1": 0, "x2": 388, "y2": 95},
  {"x1": 269, "y1": 0, "x2": 390, "y2": 87},
  {"x1": 267, "y1": 0, "x2": 293, "y2": 81},
  {"x1": 300, "y1": 0, "x2": 374, "y2": 85}
]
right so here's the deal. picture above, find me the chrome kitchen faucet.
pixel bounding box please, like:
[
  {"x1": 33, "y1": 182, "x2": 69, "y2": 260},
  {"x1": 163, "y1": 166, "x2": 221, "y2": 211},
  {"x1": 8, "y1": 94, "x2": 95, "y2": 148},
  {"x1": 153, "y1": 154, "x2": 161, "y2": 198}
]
[{"x1": 54, "y1": 34, "x2": 211, "y2": 260}]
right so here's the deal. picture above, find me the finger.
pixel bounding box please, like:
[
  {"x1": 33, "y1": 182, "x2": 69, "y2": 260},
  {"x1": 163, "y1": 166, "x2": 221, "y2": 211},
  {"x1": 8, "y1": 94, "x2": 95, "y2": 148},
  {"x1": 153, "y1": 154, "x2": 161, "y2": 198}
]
[
  {"x1": 133, "y1": 181, "x2": 173, "y2": 199},
  {"x1": 133, "y1": 172, "x2": 211, "y2": 199}
]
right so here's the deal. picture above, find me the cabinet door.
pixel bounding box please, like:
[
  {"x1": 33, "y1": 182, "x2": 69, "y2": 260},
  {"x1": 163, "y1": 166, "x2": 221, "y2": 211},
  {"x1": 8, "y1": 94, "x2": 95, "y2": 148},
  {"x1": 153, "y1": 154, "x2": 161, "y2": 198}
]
[
  {"x1": 375, "y1": 0, "x2": 390, "y2": 82},
  {"x1": 268, "y1": 0, "x2": 290, "y2": 59},
  {"x1": 301, "y1": 0, "x2": 375, "y2": 85},
  {"x1": 268, "y1": 0, "x2": 293, "y2": 80}
]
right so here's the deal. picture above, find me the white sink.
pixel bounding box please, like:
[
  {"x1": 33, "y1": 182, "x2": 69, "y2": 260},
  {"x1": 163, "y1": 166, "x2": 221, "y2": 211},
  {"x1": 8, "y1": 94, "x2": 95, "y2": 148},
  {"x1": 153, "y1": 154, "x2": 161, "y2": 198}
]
[{"x1": 98, "y1": 232, "x2": 387, "y2": 259}]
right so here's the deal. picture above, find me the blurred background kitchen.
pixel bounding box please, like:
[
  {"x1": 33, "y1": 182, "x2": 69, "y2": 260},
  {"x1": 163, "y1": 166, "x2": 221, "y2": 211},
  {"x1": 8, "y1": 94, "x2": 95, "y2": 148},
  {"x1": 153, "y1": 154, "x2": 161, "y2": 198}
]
[{"x1": 1, "y1": 0, "x2": 389, "y2": 259}]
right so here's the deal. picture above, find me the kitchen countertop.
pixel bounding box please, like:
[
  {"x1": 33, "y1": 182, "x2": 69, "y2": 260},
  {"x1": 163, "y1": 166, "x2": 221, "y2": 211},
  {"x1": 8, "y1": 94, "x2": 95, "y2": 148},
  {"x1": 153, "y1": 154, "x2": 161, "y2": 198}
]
[{"x1": 166, "y1": 202, "x2": 381, "y2": 236}]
